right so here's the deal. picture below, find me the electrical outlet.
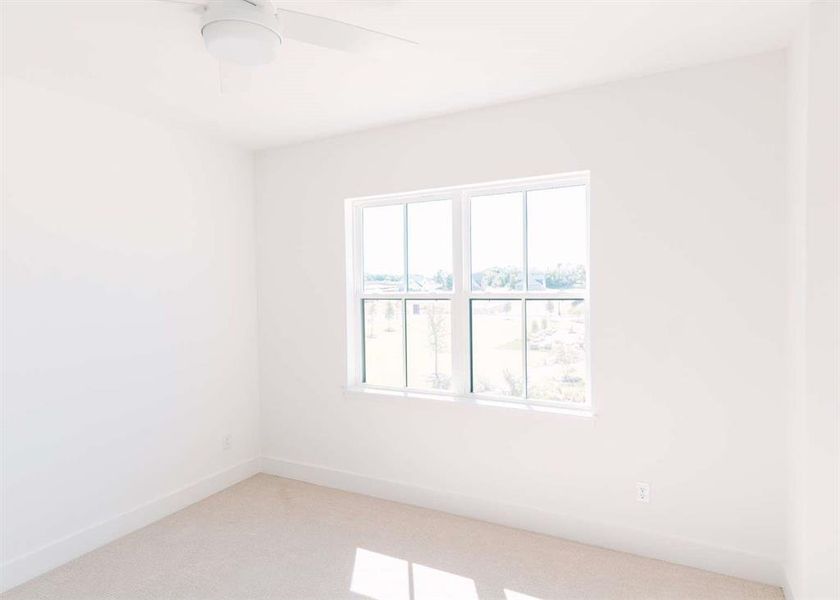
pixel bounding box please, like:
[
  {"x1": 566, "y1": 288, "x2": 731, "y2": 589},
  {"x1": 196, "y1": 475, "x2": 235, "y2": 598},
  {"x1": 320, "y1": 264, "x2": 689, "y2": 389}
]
[
  {"x1": 222, "y1": 434, "x2": 232, "y2": 451},
  {"x1": 636, "y1": 481, "x2": 650, "y2": 503}
]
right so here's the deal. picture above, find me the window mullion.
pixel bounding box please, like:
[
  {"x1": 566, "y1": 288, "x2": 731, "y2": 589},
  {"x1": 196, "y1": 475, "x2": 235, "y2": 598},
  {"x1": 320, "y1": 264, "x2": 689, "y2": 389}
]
[
  {"x1": 360, "y1": 300, "x2": 366, "y2": 384},
  {"x1": 521, "y1": 193, "x2": 529, "y2": 399},
  {"x1": 522, "y1": 191, "x2": 529, "y2": 291},
  {"x1": 402, "y1": 298, "x2": 408, "y2": 388},
  {"x1": 352, "y1": 206, "x2": 364, "y2": 386},
  {"x1": 357, "y1": 206, "x2": 364, "y2": 296},
  {"x1": 403, "y1": 203, "x2": 409, "y2": 292},
  {"x1": 402, "y1": 204, "x2": 408, "y2": 389},
  {"x1": 521, "y1": 298, "x2": 528, "y2": 399},
  {"x1": 451, "y1": 191, "x2": 469, "y2": 396}
]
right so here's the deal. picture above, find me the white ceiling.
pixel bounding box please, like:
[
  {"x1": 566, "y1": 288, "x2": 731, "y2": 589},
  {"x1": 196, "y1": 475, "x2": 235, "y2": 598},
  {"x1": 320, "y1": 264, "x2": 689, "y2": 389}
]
[{"x1": 3, "y1": 0, "x2": 806, "y2": 149}]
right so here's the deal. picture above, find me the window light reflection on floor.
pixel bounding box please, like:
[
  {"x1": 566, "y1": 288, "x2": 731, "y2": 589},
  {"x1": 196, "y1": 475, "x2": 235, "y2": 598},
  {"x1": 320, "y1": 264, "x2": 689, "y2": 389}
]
[
  {"x1": 504, "y1": 589, "x2": 544, "y2": 600},
  {"x1": 412, "y1": 563, "x2": 478, "y2": 600},
  {"x1": 350, "y1": 547, "x2": 543, "y2": 600},
  {"x1": 350, "y1": 548, "x2": 410, "y2": 600}
]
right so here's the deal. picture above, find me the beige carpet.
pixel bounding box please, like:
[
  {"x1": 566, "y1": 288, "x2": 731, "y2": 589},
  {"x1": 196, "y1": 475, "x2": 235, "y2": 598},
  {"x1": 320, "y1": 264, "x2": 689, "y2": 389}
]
[{"x1": 3, "y1": 474, "x2": 783, "y2": 600}]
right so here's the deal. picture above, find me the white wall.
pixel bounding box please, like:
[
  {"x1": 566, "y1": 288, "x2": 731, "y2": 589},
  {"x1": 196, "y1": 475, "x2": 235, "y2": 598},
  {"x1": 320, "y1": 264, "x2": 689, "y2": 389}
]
[
  {"x1": 786, "y1": 2, "x2": 840, "y2": 598},
  {"x1": 1, "y1": 78, "x2": 261, "y2": 589},
  {"x1": 256, "y1": 53, "x2": 789, "y2": 584}
]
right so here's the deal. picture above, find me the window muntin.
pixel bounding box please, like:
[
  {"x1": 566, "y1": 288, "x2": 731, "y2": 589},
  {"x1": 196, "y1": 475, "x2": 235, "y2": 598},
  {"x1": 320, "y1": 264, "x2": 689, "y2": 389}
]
[{"x1": 349, "y1": 173, "x2": 590, "y2": 408}]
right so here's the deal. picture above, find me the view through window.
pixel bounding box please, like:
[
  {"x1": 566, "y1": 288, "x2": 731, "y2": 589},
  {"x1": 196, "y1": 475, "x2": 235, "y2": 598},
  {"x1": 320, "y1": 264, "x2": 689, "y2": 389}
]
[{"x1": 349, "y1": 173, "x2": 589, "y2": 408}]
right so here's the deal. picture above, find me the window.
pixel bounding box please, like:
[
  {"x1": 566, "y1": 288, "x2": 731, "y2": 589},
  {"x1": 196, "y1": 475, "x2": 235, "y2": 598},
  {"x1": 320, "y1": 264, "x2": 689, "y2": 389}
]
[{"x1": 346, "y1": 173, "x2": 590, "y2": 410}]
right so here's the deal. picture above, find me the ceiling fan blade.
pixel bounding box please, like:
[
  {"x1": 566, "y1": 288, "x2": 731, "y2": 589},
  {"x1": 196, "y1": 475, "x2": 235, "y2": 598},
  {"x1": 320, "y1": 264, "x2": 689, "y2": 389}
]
[
  {"x1": 151, "y1": 0, "x2": 207, "y2": 13},
  {"x1": 153, "y1": 0, "x2": 206, "y2": 7},
  {"x1": 276, "y1": 7, "x2": 418, "y2": 56}
]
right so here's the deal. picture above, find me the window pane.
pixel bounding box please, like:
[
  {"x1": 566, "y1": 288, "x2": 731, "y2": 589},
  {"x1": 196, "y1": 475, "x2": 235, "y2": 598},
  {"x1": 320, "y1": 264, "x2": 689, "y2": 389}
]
[
  {"x1": 471, "y1": 300, "x2": 523, "y2": 397},
  {"x1": 526, "y1": 299, "x2": 586, "y2": 403},
  {"x1": 471, "y1": 193, "x2": 523, "y2": 291},
  {"x1": 363, "y1": 205, "x2": 404, "y2": 292},
  {"x1": 527, "y1": 186, "x2": 587, "y2": 290},
  {"x1": 363, "y1": 300, "x2": 403, "y2": 386},
  {"x1": 408, "y1": 200, "x2": 452, "y2": 291},
  {"x1": 406, "y1": 300, "x2": 452, "y2": 390}
]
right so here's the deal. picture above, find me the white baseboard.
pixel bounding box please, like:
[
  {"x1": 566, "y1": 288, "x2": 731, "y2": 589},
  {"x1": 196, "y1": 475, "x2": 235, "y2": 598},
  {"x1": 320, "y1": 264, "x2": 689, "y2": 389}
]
[
  {"x1": 2, "y1": 456, "x2": 784, "y2": 593},
  {"x1": 0, "y1": 457, "x2": 261, "y2": 593},
  {"x1": 261, "y1": 456, "x2": 784, "y2": 587},
  {"x1": 783, "y1": 574, "x2": 795, "y2": 600}
]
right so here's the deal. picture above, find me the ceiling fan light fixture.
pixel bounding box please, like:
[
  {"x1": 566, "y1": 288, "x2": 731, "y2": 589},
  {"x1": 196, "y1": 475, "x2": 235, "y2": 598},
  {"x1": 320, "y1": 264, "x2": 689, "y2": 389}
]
[{"x1": 201, "y1": 1, "x2": 282, "y2": 66}]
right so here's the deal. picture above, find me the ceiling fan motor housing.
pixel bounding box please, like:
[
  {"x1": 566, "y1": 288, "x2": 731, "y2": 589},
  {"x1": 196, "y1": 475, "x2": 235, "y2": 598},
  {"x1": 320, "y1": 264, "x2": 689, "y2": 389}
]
[{"x1": 201, "y1": 0, "x2": 283, "y2": 66}]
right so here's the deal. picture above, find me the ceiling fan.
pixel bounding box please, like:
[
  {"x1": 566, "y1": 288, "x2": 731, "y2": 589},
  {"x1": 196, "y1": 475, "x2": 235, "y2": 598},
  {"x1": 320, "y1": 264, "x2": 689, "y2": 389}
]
[{"x1": 163, "y1": 0, "x2": 418, "y2": 67}]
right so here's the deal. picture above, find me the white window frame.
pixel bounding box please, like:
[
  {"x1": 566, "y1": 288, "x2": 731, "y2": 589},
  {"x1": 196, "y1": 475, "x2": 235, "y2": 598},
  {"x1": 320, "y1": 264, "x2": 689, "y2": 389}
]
[{"x1": 344, "y1": 171, "x2": 591, "y2": 413}]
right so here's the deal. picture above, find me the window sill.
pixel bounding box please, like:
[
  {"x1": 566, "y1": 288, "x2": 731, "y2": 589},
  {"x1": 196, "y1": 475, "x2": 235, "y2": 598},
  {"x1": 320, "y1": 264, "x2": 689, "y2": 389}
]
[{"x1": 343, "y1": 385, "x2": 596, "y2": 419}]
